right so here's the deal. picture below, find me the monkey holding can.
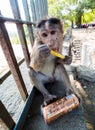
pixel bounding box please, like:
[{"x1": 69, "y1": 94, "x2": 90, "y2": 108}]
[{"x1": 29, "y1": 18, "x2": 72, "y2": 105}]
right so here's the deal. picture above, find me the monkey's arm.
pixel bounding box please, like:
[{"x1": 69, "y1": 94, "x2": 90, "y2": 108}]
[
  {"x1": 63, "y1": 44, "x2": 72, "y2": 65},
  {"x1": 29, "y1": 67, "x2": 57, "y2": 104},
  {"x1": 30, "y1": 49, "x2": 44, "y2": 71},
  {"x1": 63, "y1": 55, "x2": 72, "y2": 65},
  {"x1": 51, "y1": 50, "x2": 72, "y2": 65},
  {"x1": 62, "y1": 27, "x2": 73, "y2": 65},
  {"x1": 30, "y1": 39, "x2": 50, "y2": 71}
]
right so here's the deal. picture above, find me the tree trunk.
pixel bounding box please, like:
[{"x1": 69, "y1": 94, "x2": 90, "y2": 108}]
[{"x1": 76, "y1": 13, "x2": 82, "y2": 28}]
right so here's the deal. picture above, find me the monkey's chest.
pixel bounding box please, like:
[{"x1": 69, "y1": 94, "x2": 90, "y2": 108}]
[{"x1": 40, "y1": 59, "x2": 55, "y2": 77}]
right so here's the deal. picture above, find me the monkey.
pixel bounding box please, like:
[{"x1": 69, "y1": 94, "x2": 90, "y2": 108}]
[{"x1": 29, "y1": 18, "x2": 72, "y2": 105}]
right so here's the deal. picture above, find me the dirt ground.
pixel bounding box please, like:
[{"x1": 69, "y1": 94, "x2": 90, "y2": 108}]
[
  {"x1": 72, "y1": 28, "x2": 95, "y2": 130},
  {"x1": 77, "y1": 79, "x2": 95, "y2": 130}
]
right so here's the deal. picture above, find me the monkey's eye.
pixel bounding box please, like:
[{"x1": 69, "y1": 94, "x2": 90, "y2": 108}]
[
  {"x1": 42, "y1": 33, "x2": 47, "y2": 37},
  {"x1": 51, "y1": 31, "x2": 56, "y2": 35}
]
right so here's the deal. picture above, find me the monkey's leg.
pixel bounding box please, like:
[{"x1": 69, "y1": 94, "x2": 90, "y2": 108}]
[
  {"x1": 54, "y1": 64, "x2": 72, "y2": 96},
  {"x1": 29, "y1": 67, "x2": 56, "y2": 104}
]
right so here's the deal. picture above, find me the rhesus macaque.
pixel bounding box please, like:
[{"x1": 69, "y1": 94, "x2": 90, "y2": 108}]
[{"x1": 29, "y1": 18, "x2": 72, "y2": 105}]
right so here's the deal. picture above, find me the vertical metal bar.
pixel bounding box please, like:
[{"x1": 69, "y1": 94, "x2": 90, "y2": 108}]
[
  {"x1": 35, "y1": 0, "x2": 42, "y2": 22},
  {"x1": 37, "y1": 0, "x2": 42, "y2": 20},
  {"x1": 30, "y1": 0, "x2": 37, "y2": 22},
  {"x1": 42, "y1": 0, "x2": 45, "y2": 18},
  {"x1": 0, "y1": 101, "x2": 15, "y2": 130},
  {"x1": 45, "y1": 0, "x2": 48, "y2": 16},
  {"x1": 22, "y1": 0, "x2": 34, "y2": 46},
  {"x1": 9, "y1": 0, "x2": 30, "y2": 66},
  {"x1": 40, "y1": 0, "x2": 44, "y2": 19},
  {"x1": 0, "y1": 22, "x2": 28, "y2": 101},
  {"x1": 43, "y1": 0, "x2": 48, "y2": 18},
  {"x1": 34, "y1": 0, "x2": 39, "y2": 21},
  {"x1": 42, "y1": 0, "x2": 46, "y2": 18}
]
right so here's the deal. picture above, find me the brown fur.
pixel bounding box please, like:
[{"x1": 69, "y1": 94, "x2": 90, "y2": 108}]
[{"x1": 29, "y1": 18, "x2": 72, "y2": 105}]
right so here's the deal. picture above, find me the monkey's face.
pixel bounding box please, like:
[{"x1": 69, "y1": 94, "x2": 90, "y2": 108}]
[{"x1": 37, "y1": 18, "x2": 63, "y2": 52}]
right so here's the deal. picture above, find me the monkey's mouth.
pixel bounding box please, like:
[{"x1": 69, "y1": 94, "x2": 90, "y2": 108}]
[{"x1": 51, "y1": 48, "x2": 59, "y2": 52}]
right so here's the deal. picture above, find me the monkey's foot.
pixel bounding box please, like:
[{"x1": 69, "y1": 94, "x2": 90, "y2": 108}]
[
  {"x1": 66, "y1": 89, "x2": 72, "y2": 96},
  {"x1": 43, "y1": 94, "x2": 57, "y2": 106},
  {"x1": 66, "y1": 91, "x2": 69, "y2": 96},
  {"x1": 48, "y1": 76, "x2": 56, "y2": 82}
]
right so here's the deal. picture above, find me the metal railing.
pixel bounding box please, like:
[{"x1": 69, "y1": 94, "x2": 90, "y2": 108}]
[{"x1": 0, "y1": 0, "x2": 48, "y2": 129}]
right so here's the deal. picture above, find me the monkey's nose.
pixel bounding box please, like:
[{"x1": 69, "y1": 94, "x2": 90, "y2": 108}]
[{"x1": 49, "y1": 40, "x2": 55, "y2": 46}]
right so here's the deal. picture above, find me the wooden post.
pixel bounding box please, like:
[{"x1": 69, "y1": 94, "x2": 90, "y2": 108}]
[
  {"x1": 0, "y1": 22, "x2": 28, "y2": 101},
  {"x1": 22, "y1": 0, "x2": 34, "y2": 46},
  {"x1": 0, "y1": 101, "x2": 15, "y2": 130},
  {"x1": 9, "y1": 0, "x2": 30, "y2": 66}
]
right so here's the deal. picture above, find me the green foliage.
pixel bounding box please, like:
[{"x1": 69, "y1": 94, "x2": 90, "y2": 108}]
[
  {"x1": 82, "y1": 10, "x2": 95, "y2": 23},
  {"x1": 48, "y1": 0, "x2": 64, "y2": 18},
  {"x1": 23, "y1": 25, "x2": 30, "y2": 44},
  {"x1": 48, "y1": 0, "x2": 95, "y2": 28},
  {"x1": 10, "y1": 34, "x2": 20, "y2": 44}
]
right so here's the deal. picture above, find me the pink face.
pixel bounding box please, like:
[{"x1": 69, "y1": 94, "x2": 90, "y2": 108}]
[{"x1": 38, "y1": 22, "x2": 63, "y2": 52}]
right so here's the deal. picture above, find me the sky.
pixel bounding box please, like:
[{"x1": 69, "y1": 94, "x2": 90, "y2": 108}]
[
  {"x1": 0, "y1": 0, "x2": 13, "y2": 17},
  {"x1": 0, "y1": 0, "x2": 26, "y2": 32}
]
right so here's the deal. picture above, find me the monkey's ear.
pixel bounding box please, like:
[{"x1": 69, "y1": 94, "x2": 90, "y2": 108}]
[{"x1": 34, "y1": 26, "x2": 41, "y2": 38}]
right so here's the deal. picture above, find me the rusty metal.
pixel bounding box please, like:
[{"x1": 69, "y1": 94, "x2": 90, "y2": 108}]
[
  {"x1": 26, "y1": 24, "x2": 34, "y2": 46},
  {"x1": 0, "y1": 0, "x2": 49, "y2": 129},
  {"x1": 10, "y1": 0, "x2": 30, "y2": 66},
  {"x1": 16, "y1": 24, "x2": 30, "y2": 66},
  {"x1": 0, "y1": 58, "x2": 25, "y2": 84},
  {"x1": 22, "y1": 0, "x2": 34, "y2": 46},
  {"x1": 0, "y1": 101, "x2": 15, "y2": 130},
  {"x1": 0, "y1": 15, "x2": 34, "y2": 25},
  {"x1": 0, "y1": 22, "x2": 28, "y2": 100}
]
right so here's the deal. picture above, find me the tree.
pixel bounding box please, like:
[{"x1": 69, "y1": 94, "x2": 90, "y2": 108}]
[
  {"x1": 48, "y1": 0, "x2": 95, "y2": 28},
  {"x1": 75, "y1": 0, "x2": 95, "y2": 27}
]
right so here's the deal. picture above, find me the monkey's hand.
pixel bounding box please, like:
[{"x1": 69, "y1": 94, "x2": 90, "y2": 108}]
[
  {"x1": 55, "y1": 56, "x2": 72, "y2": 65},
  {"x1": 38, "y1": 44, "x2": 50, "y2": 59},
  {"x1": 63, "y1": 55, "x2": 72, "y2": 65},
  {"x1": 30, "y1": 44, "x2": 50, "y2": 71}
]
